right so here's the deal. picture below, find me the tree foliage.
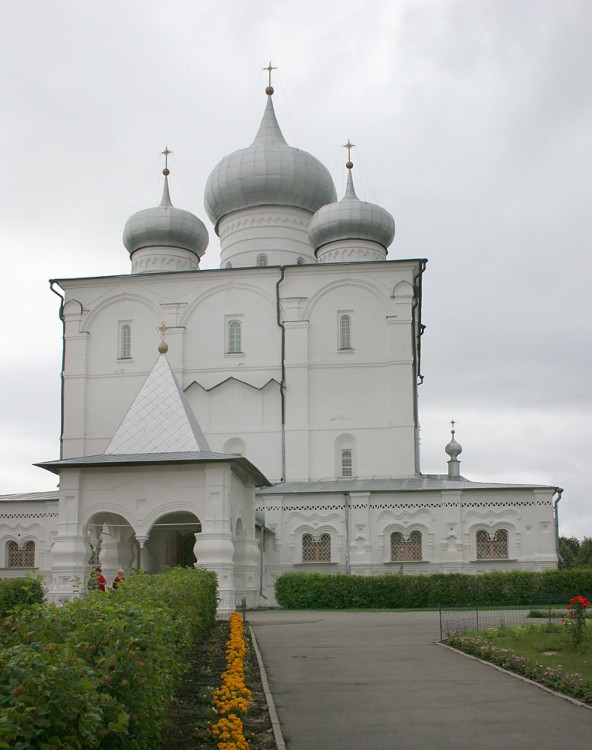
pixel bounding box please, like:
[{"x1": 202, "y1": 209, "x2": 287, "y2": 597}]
[{"x1": 559, "y1": 537, "x2": 592, "y2": 569}]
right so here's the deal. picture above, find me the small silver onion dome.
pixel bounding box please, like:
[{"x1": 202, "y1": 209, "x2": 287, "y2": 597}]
[
  {"x1": 445, "y1": 430, "x2": 463, "y2": 460},
  {"x1": 204, "y1": 93, "x2": 336, "y2": 231},
  {"x1": 308, "y1": 165, "x2": 395, "y2": 253},
  {"x1": 123, "y1": 176, "x2": 209, "y2": 259}
]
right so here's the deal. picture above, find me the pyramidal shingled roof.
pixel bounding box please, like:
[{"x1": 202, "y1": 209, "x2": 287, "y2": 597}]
[{"x1": 105, "y1": 354, "x2": 210, "y2": 455}]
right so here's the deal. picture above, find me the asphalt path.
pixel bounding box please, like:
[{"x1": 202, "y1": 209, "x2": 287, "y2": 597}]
[{"x1": 248, "y1": 610, "x2": 592, "y2": 750}]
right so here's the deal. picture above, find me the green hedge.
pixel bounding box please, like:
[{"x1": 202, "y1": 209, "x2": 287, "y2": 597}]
[
  {"x1": 0, "y1": 567, "x2": 217, "y2": 749},
  {"x1": 275, "y1": 569, "x2": 592, "y2": 609},
  {"x1": 0, "y1": 576, "x2": 44, "y2": 618}
]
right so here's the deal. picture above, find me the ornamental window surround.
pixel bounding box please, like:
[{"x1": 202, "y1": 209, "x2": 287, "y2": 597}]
[
  {"x1": 302, "y1": 532, "x2": 331, "y2": 563},
  {"x1": 476, "y1": 529, "x2": 509, "y2": 560},
  {"x1": 7, "y1": 540, "x2": 35, "y2": 568},
  {"x1": 119, "y1": 323, "x2": 132, "y2": 359},
  {"x1": 338, "y1": 313, "x2": 352, "y2": 350},
  {"x1": 256, "y1": 254, "x2": 268, "y2": 267},
  {"x1": 391, "y1": 530, "x2": 422, "y2": 562}
]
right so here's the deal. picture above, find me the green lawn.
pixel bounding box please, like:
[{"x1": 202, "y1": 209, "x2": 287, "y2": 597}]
[{"x1": 465, "y1": 623, "x2": 592, "y2": 680}]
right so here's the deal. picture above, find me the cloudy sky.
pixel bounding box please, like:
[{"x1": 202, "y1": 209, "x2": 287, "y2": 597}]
[{"x1": 1, "y1": 1, "x2": 590, "y2": 537}]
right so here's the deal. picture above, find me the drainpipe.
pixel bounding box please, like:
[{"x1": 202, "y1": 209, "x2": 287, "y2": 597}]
[
  {"x1": 411, "y1": 260, "x2": 427, "y2": 474},
  {"x1": 553, "y1": 487, "x2": 564, "y2": 564},
  {"x1": 49, "y1": 280, "x2": 66, "y2": 459},
  {"x1": 259, "y1": 526, "x2": 267, "y2": 599},
  {"x1": 275, "y1": 267, "x2": 286, "y2": 481},
  {"x1": 344, "y1": 492, "x2": 351, "y2": 575}
]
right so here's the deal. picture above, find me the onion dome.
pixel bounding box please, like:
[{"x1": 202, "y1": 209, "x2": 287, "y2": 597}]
[
  {"x1": 445, "y1": 425, "x2": 463, "y2": 460},
  {"x1": 124, "y1": 166, "x2": 209, "y2": 273},
  {"x1": 445, "y1": 423, "x2": 463, "y2": 479},
  {"x1": 308, "y1": 162, "x2": 395, "y2": 256},
  {"x1": 445, "y1": 433, "x2": 463, "y2": 460},
  {"x1": 204, "y1": 93, "x2": 337, "y2": 232}
]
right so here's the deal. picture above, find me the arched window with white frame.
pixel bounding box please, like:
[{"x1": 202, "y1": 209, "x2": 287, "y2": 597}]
[
  {"x1": 119, "y1": 323, "x2": 131, "y2": 359},
  {"x1": 302, "y1": 532, "x2": 331, "y2": 563},
  {"x1": 391, "y1": 531, "x2": 422, "y2": 562},
  {"x1": 476, "y1": 529, "x2": 509, "y2": 560},
  {"x1": 339, "y1": 314, "x2": 352, "y2": 350},
  {"x1": 335, "y1": 434, "x2": 355, "y2": 479},
  {"x1": 256, "y1": 254, "x2": 268, "y2": 267},
  {"x1": 7, "y1": 540, "x2": 36, "y2": 568},
  {"x1": 341, "y1": 449, "x2": 353, "y2": 477},
  {"x1": 227, "y1": 320, "x2": 242, "y2": 354}
]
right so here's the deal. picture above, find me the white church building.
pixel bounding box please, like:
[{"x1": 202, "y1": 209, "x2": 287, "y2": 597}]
[{"x1": 0, "y1": 80, "x2": 561, "y2": 612}]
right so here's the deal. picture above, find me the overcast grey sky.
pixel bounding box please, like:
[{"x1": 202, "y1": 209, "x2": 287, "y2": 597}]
[{"x1": 1, "y1": 0, "x2": 590, "y2": 537}]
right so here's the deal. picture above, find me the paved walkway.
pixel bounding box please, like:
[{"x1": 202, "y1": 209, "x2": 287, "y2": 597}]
[{"x1": 249, "y1": 610, "x2": 592, "y2": 750}]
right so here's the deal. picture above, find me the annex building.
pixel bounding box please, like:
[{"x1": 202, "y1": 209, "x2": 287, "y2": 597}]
[{"x1": 0, "y1": 80, "x2": 561, "y2": 612}]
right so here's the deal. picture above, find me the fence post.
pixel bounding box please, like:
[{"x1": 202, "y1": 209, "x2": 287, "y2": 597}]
[
  {"x1": 476, "y1": 605, "x2": 479, "y2": 632},
  {"x1": 439, "y1": 607, "x2": 443, "y2": 641}
]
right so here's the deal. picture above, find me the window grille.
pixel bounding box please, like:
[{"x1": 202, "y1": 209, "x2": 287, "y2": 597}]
[
  {"x1": 341, "y1": 449, "x2": 353, "y2": 477},
  {"x1": 476, "y1": 529, "x2": 508, "y2": 559},
  {"x1": 228, "y1": 320, "x2": 242, "y2": 353},
  {"x1": 391, "y1": 530, "x2": 422, "y2": 561},
  {"x1": 302, "y1": 532, "x2": 331, "y2": 563},
  {"x1": 257, "y1": 254, "x2": 268, "y2": 267},
  {"x1": 7, "y1": 540, "x2": 35, "y2": 568},
  {"x1": 339, "y1": 314, "x2": 352, "y2": 349},
  {"x1": 120, "y1": 324, "x2": 131, "y2": 359}
]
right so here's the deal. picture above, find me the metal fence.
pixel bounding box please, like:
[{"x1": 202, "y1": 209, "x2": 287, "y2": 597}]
[{"x1": 439, "y1": 605, "x2": 564, "y2": 641}]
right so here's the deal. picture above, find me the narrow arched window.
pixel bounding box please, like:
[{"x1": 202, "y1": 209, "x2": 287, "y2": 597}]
[
  {"x1": 7, "y1": 540, "x2": 35, "y2": 568},
  {"x1": 476, "y1": 529, "x2": 508, "y2": 560},
  {"x1": 341, "y1": 449, "x2": 353, "y2": 477},
  {"x1": 302, "y1": 533, "x2": 331, "y2": 563},
  {"x1": 225, "y1": 261, "x2": 232, "y2": 269},
  {"x1": 391, "y1": 531, "x2": 422, "y2": 562},
  {"x1": 339, "y1": 314, "x2": 352, "y2": 350},
  {"x1": 296, "y1": 256, "x2": 305, "y2": 265},
  {"x1": 119, "y1": 324, "x2": 131, "y2": 359},
  {"x1": 228, "y1": 320, "x2": 242, "y2": 354},
  {"x1": 257, "y1": 254, "x2": 268, "y2": 267}
]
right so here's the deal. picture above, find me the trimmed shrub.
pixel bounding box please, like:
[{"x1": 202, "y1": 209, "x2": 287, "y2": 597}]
[
  {"x1": 0, "y1": 567, "x2": 217, "y2": 749},
  {"x1": 0, "y1": 576, "x2": 44, "y2": 618},
  {"x1": 275, "y1": 569, "x2": 592, "y2": 610}
]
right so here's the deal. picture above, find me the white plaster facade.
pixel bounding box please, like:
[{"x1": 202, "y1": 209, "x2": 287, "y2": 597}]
[{"x1": 0, "y1": 86, "x2": 560, "y2": 609}]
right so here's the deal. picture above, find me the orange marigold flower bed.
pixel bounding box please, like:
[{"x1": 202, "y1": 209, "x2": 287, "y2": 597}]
[{"x1": 211, "y1": 612, "x2": 252, "y2": 749}]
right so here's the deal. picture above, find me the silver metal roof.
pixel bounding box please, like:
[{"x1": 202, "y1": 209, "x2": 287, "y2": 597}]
[
  {"x1": 308, "y1": 168, "x2": 395, "y2": 252},
  {"x1": 204, "y1": 95, "x2": 336, "y2": 228},
  {"x1": 0, "y1": 490, "x2": 59, "y2": 503},
  {"x1": 36, "y1": 452, "x2": 270, "y2": 487},
  {"x1": 257, "y1": 475, "x2": 559, "y2": 495},
  {"x1": 105, "y1": 354, "x2": 210, "y2": 455}
]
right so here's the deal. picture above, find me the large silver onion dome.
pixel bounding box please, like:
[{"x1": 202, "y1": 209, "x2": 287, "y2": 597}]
[
  {"x1": 123, "y1": 176, "x2": 209, "y2": 259},
  {"x1": 308, "y1": 166, "x2": 395, "y2": 252},
  {"x1": 204, "y1": 94, "x2": 337, "y2": 230}
]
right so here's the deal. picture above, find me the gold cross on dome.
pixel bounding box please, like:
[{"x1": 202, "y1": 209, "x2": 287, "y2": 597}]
[
  {"x1": 161, "y1": 147, "x2": 172, "y2": 170},
  {"x1": 263, "y1": 61, "x2": 277, "y2": 87},
  {"x1": 158, "y1": 322, "x2": 169, "y2": 341},
  {"x1": 343, "y1": 140, "x2": 355, "y2": 162}
]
